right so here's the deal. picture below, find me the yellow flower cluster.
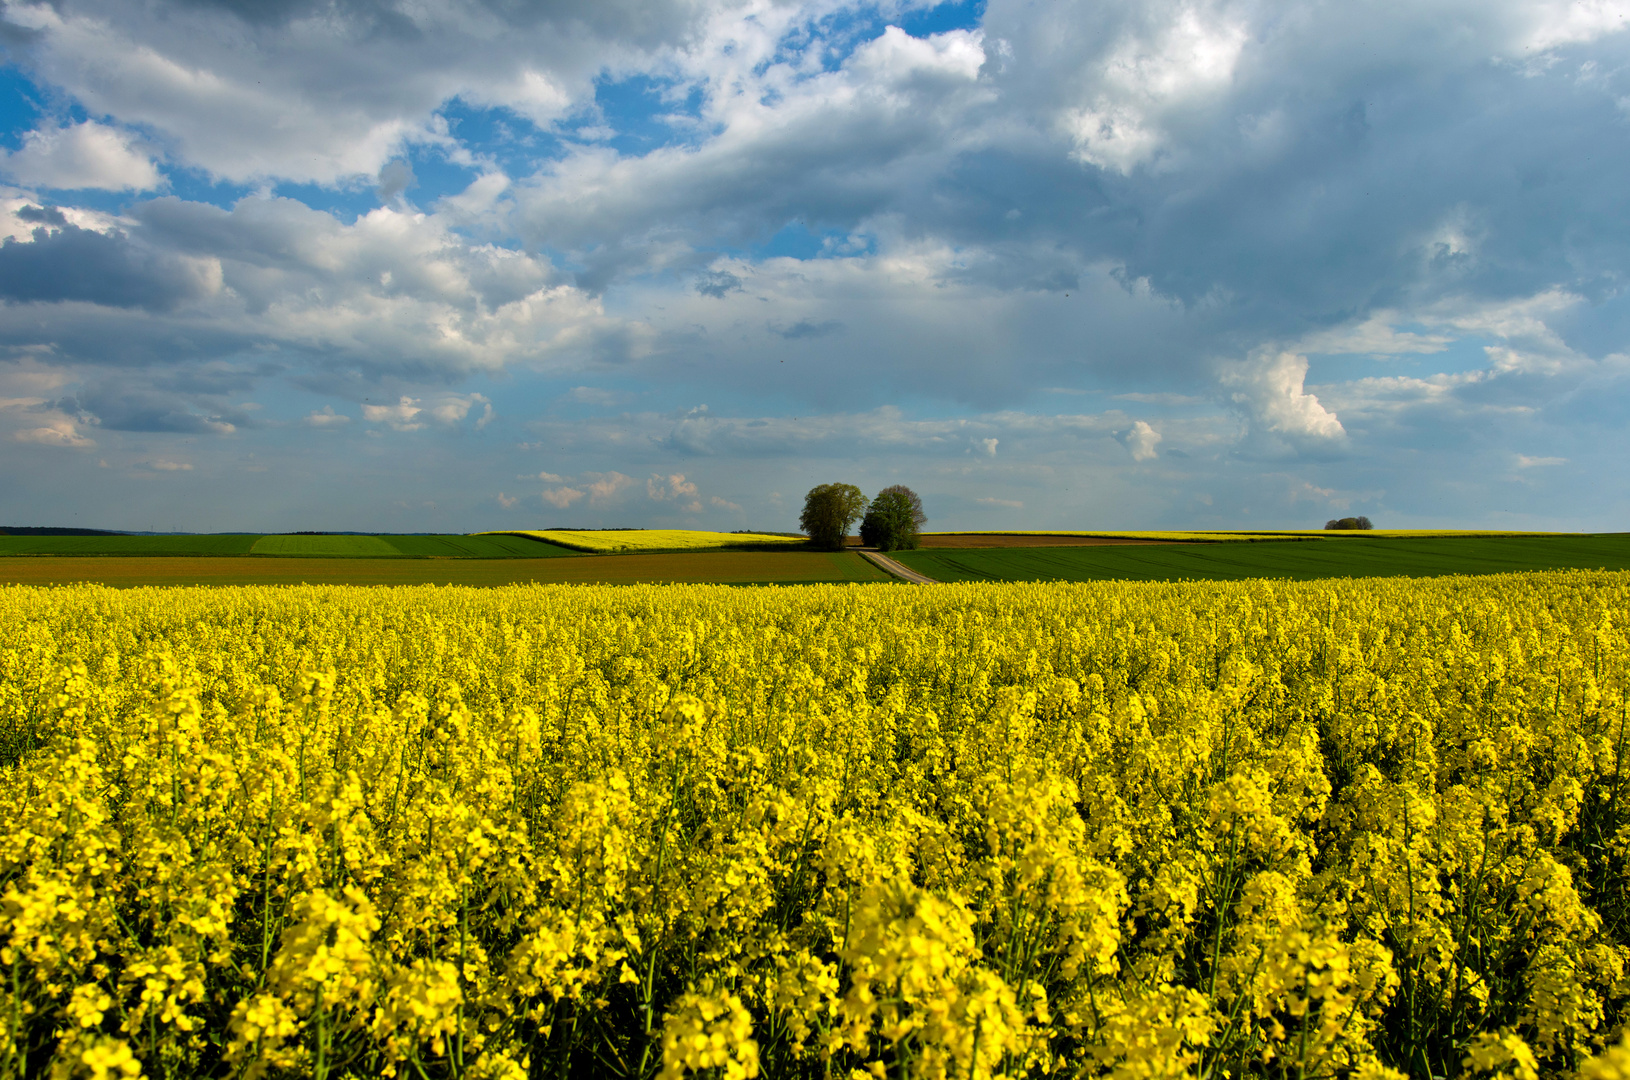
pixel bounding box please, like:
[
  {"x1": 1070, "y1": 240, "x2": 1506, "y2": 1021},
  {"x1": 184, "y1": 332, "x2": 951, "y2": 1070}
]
[
  {"x1": 2, "y1": 572, "x2": 1629, "y2": 1079},
  {"x1": 488, "y1": 530, "x2": 804, "y2": 553}
]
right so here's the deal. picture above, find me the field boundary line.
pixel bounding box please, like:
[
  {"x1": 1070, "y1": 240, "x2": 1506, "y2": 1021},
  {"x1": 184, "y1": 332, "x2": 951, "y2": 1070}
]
[{"x1": 858, "y1": 549, "x2": 938, "y2": 584}]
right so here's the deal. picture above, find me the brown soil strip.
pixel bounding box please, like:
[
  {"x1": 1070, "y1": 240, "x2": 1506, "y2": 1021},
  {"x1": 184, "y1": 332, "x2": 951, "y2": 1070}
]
[{"x1": 0, "y1": 552, "x2": 892, "y2": 587}]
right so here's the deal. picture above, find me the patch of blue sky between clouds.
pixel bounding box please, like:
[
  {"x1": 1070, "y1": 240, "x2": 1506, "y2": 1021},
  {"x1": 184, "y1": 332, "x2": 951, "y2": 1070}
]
[
  {"x1": 588, "y1": 75, "x2": 708, "y2": 156},
  {"x1": 0, "y1": 66, "x2": 46, "y2": 151},
  {"x1": 436, "y1": 97, "x2": 559, "y2": 182},
  {"x1": 769, "y1": 0, "x2": 986, "y2": 76}
]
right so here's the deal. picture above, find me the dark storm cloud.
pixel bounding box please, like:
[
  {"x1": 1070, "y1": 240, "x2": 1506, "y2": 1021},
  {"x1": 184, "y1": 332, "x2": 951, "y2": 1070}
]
[
  {"x1": 0, "y1": 224, "x2": 207, "y2": 310},
  {"x1": 56, "y1": 380, "x2": 251, "y2": 433}
]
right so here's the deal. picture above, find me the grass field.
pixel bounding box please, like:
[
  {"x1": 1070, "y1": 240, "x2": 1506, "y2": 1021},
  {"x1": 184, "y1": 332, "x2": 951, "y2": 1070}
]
[
  {"x1": 380, "y1": 533, "x2": 577, "y2": 558},
  {"x1": 248, "y1": 534, "x2": 402, "y2": 556},
  {"x1": 892, "y1": 533, "x2": 1630, "y2": 582},
  {"x1": 0, "y1": 534, "x2": 261, "y2": 556},
  {"x1": 0, "y1": 550, "x2": 891, "y2": 586},
  {"x1": 0, "y1": 533, "x2": 578, "y2": 558}
]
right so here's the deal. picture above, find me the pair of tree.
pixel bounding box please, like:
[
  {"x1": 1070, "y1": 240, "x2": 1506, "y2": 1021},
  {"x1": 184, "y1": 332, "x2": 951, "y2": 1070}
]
[
  {"x1": 1325, "y1": 516, "x2": 1374, "y2": 530},
  {"x1": 800, "y1": 483, "x2": 926, "y2": 551}
]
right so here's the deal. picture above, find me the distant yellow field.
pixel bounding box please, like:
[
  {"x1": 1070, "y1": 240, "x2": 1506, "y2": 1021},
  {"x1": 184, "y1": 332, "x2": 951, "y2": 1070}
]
[{"x1": 490, "y1": 529, "x2": 806, "y2": 552}]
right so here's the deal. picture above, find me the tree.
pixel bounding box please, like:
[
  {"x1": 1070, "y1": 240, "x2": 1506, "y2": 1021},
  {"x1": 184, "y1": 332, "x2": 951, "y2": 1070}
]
[
  {"x1": 860, "y1": 484, "x2": 926, "y2": 551},
  {"x1": 800, "y1": 483, "x2": 868, "y2": 550},
  {"x1": 1324, "y1": 516, "x2": 1374, "y2": 530}
]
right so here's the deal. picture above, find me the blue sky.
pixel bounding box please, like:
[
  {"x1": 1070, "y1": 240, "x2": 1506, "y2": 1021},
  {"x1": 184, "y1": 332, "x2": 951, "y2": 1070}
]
[{"x1": 0, "y1": 0, "x2": 1628, "y2": 533}]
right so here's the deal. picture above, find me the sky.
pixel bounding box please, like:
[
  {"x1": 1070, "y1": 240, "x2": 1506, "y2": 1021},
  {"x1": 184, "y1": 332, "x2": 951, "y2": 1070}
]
[{"x1": 0, "y1": 0, "x2": 1627, "y2": 534}]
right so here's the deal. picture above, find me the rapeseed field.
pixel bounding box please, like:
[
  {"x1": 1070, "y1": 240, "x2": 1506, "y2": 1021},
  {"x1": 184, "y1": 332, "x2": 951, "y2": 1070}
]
[
  {"x1": 3, "y1": 574, "x2": 1630, "y2": 1079},
  {"x1": 491, "y1": 531, "x2": 804, "y2": 553}
]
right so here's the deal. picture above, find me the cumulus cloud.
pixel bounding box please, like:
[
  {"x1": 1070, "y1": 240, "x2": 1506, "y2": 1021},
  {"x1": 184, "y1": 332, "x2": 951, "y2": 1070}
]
[
  {"x1": 1220, "y1": 350, "x2": 1346, "y2": 447},
  {"x1": 647, "y1": 473, "x2": 699, "y2": 500},
  {"x1": 12, "y1": 415, "x2": 95, "y2": 447},
  {"x1": 427, "y1": 393, "x2": 492, "y2": 427},
  {"x1": 0, "y1": 0, "x2": 708, "y2": 185},
  {"x1": 362, "y1": 396, "x2": 424, "y2": 430},
  {"x1": 55, "y1": 383, "x2": 238, "y2": 434},
  {"x1": 541, "y1": 487, "x2": 583, "y2": 509},
  {"x1": 304, "y1": 406, "x2": 350, "y2": 427},
  {"x1": 0, "y1": 0, "x2": 1627, "y2": 530},
  {"x1": 1121, "y1": 420, "x2": 1161, "y2": 460},
  {"x1": 584, "y1": 471, "x2": 635, "y2": 503},
  {"x1": 363, "y1": 392, "x2": 491, "y2": 430},
  {"x1": 0, "y1": 218, "x2": 217, "y2": 309},
  {"x1": 496, "y1": 491, "x2": 518, "y2": 509},
  {"x1": 1056, "y1": 5, "x2": 1248, "y2": 173},
  {"x1": 0, "y1": 122, "x2": 163, "y2": 191}
]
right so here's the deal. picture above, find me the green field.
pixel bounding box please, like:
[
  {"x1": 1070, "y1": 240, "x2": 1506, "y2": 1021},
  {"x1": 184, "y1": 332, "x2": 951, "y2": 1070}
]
[
  {"x1": 249, "y1": 534, "x2": 401, "y2": 556},
  {"x1": 891, "y1": 534, "x2": 1630, "y2": 582},
  {"x1": 0, "y1": 551, "x2": 889, "y2": 587},
  {"x1": 0, "y1": 534, "x2": 261, "y2": 557},
  {"x1": 381, "y1": 533, "x2": 578, "y2": 558},
  {"x1": 0, "y1": 533, "x2": 579, "y2": 558}
]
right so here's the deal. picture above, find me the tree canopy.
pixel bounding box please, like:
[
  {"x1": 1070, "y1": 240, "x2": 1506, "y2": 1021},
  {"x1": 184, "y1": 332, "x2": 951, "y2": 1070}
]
[
  {"x1": 1325, "y1": 516, "x2": 1374, "y2": 530},
  {"x1": 800, "y1": 483, "x2": 868, "y2": 550},
  {"x1": 860, "y1": 484, "x2": 926, "y2": 551}
]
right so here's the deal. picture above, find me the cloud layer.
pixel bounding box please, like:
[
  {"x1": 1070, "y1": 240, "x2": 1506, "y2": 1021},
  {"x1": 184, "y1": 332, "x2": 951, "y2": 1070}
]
[{"x1": 0, "y1": 0, "x2": 1627, "y2": 531}]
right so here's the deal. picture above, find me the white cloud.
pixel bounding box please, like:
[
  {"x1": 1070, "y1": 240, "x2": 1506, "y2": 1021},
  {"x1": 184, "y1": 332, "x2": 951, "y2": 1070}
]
[
  {"x1": 103, "y1": 196, "x2": 610, "y2": 377},
  {"x1": 1122, "y1": 419, "x2": 1161, "y2": 460},
  {"x1": 541, "y1": 487, "x2": 584, "y2": 509},
  {"x1": 647, "y1": 473, "x2": 699, "y2": 500},
  {"x1": 304, "y1": 406, "x2": 350, "y2": 427},
  {"x1": 428, "y1": 393, "x2": 492, "y2": 427},
  {"x1": 975, "y1": 438, "x2": 999, "y2": 456},
  {"x1": 1220, "y1": 349, "x2": 1346, "y2": 445},
  {"x1": 708, "y1": 495, "x2": 742, "y2": 512},
  {"x1": 362, "y1": 395, "x2": 424, "y2": 430},
  {"x1": 1518, "y1": 0, "x2": 1630, "y2": 52},
  {"x1": 584, "y1": 471, "x2": 635, "y2": 503},
  {"x1": 142, "y1": 459, "x2": 192, "y2": 471},
  {"x1": 975, "y1": 496, "x2": 1024, "y2": 509},
  {"x1": 496, "y1": 491, "x2": 519, "y2": 509},
  {"x1": 360, "y1": 392, "x2": 491, "y2": 431},
  {"x1": 1058, "y1": 5, "x2": 1248, "y2": 173},
  {"x1": 0, "y1": 122, "x2": 163, "y2": 192},
  {"x1": 12, "y1": 416, "x2": 95, "y2": 448},
  {"x1": 1294, "y1": 313, "x2": 1454, "y2": 357},
  {"x1": 1516, "y1": 454, "x2": 1568, "y2": 468}
]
